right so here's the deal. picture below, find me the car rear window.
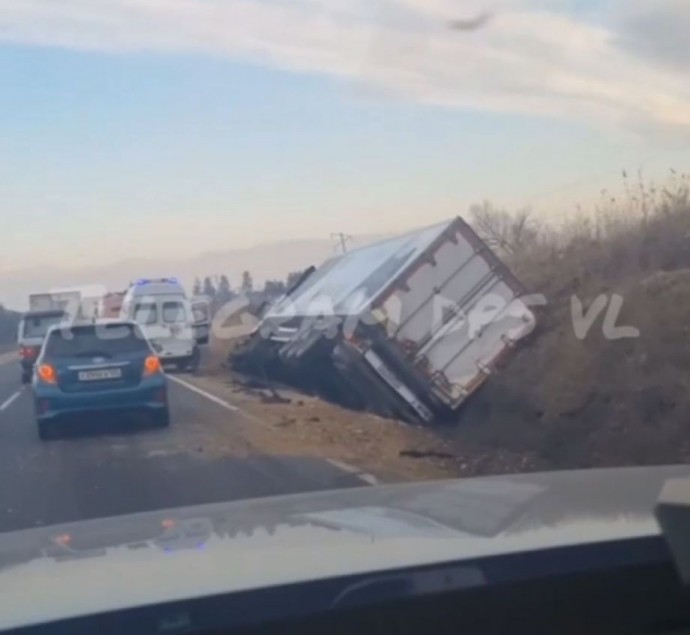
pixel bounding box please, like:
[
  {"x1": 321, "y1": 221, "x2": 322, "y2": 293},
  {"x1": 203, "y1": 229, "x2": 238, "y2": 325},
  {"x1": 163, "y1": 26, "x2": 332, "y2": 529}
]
[
  {"x1": 162, "y1": 301, "x2": 186, "y2": 323},
  {"x1": 44, "y1": 324, "x2": 150, "y2": 358},
  {"x1": 21, "y1": 315, "x2": 65, "y2": 338}
]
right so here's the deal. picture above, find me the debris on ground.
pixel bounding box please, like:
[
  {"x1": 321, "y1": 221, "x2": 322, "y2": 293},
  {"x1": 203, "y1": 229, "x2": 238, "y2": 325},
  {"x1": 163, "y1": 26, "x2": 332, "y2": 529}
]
[{"x1": 190, "y1": 357, "x2": 536, "y2": 481}]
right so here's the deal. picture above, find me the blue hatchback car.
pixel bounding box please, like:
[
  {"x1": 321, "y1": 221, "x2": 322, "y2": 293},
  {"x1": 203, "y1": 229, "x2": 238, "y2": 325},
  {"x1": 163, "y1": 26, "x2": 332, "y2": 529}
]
[{"x1": 33, "y1": 320, "x2": 170, "y2": 440}]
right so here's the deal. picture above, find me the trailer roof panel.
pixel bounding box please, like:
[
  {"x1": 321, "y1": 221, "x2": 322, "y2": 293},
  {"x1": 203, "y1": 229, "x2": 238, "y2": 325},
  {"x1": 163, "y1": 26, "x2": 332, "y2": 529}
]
[{"x1": 267, "y1": 219, "x2": 454, "y2": 318}]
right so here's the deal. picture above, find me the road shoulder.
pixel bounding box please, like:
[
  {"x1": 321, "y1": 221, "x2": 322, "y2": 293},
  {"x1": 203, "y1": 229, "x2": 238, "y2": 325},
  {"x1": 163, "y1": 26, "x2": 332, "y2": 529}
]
[{"x1": 177, "y1": 369, "x2": 462, "y2": 483}]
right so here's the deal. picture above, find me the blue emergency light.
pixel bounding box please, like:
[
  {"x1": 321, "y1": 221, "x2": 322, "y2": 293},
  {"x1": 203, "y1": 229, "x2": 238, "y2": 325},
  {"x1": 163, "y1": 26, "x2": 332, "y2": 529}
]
[{"x1": 135, "y1": 277, "x2": 179, "y2": 286}]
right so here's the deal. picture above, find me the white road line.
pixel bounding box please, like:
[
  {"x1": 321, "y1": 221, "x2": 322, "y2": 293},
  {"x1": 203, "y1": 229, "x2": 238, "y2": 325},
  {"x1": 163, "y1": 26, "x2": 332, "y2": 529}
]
[
  {"x1": 167, "y1": 375, "x2": 239, "y2": 412},
  {"x1": 0, "y1": 389, "x2": 23, "y2": 412},
  {"x1": 327, "y1": 458, "x2": 380, "y2": 485}
]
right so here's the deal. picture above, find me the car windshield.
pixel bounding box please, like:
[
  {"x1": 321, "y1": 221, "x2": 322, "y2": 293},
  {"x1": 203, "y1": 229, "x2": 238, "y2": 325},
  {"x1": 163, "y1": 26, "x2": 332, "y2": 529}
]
[
  {"x1": 21, "y1": 315, "x2": 64, "y2": 339},
  {"x1": 1, "y1": 1, "x2": 689, "y2": 629},
  {"x1": 133, "y1": 303, "x2": 157, "y2": 325},
  {"x1": 162, "y1": 301, "x2": 186, "y2": 323},
  {"x1": 44, "y1": 324, "x2": 150, "y2": 357}
]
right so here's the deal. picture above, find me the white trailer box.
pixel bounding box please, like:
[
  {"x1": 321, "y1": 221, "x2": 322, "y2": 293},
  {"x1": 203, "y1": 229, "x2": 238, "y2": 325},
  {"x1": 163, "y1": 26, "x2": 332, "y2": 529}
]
[
  {"x1": 29, "y1": 291, "x2": 82, "y2": 317},
  {"x1": 260, "y1": 217, "x2": 536, "y2": 423}
]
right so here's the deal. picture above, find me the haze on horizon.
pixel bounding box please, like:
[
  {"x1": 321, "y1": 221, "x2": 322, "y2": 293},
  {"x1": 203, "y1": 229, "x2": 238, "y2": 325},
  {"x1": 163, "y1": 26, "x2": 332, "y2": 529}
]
[{"x1": 1, "y1": 0, "x2": 690, "y2": 275}]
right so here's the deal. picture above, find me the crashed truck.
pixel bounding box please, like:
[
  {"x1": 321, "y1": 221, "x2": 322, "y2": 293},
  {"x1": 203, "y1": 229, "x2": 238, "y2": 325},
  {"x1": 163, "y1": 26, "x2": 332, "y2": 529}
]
[{"x1": 237, "y1": 217, "x2": 537, "y2": 424}]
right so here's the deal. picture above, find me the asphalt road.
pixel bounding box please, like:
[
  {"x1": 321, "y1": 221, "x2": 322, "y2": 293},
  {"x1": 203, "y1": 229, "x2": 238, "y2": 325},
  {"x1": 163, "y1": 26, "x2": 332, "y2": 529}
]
[{"x1": 0, "y1": 358, "x2": 366, "y2": 534}]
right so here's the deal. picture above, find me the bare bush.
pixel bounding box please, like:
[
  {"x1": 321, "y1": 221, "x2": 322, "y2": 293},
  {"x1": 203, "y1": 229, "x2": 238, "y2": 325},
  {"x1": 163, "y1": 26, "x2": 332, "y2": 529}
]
[
  {"x1": 469, "y1": 201, "x2": 539, "y2": 257},
  {"x1": 452, "y1": 170, "x2": 690, "y2": 473},
  {"x1": 472, "y1": 171, "x2": 690, "y2": 293}
]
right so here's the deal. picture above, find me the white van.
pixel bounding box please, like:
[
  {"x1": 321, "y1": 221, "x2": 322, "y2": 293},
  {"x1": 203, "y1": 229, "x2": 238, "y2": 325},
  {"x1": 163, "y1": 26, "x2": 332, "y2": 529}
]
[
  {"x1": 120, "y1": 278, "x2": 209, "y2": 371},
  {"x1": 17, "y1": 309, "x2": 69, "y2": 384}
]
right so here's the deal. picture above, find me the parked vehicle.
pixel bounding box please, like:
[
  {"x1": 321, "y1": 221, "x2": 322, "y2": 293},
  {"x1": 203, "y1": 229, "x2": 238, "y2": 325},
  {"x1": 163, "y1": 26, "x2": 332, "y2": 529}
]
[
  {"x1": 32, "y1": 320, "x2": 169, "y2": 440},
  {"x1": 190, "y1": 295, "x2": 212, "y2": 346},
  {"x1": 248, "y1": 217, "x2": 536, "y2": 423},
  {"x1": 16, "y1": 310, "x2": 68, "y2": 384},
  {"x1": 120, "y1": 278, "x2": 209, "y2": 371}
]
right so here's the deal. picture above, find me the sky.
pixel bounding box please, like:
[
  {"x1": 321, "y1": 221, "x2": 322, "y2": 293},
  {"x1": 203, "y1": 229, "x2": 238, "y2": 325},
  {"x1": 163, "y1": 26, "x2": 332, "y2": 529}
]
[{"x1": 1, "y1": 0, "x2": 690, "y2": 272}]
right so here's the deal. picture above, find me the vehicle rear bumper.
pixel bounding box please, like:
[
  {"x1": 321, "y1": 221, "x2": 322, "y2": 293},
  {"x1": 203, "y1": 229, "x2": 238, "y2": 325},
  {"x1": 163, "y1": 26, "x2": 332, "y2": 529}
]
[
  {"x1": 34, "y1": 379, "x2": 168, "y2": 422},
  {"x1": 151, "y1": 339, "x2": 195, "y2": 362},
  {"x1": 158, "y1": 353, "x2": 195, "y2": 364}
]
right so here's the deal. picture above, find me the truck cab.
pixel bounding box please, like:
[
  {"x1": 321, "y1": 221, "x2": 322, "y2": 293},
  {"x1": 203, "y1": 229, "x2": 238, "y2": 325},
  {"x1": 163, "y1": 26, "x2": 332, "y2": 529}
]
[{"x1": 17, "y1": 310, "x2": 68, "y2": 384}]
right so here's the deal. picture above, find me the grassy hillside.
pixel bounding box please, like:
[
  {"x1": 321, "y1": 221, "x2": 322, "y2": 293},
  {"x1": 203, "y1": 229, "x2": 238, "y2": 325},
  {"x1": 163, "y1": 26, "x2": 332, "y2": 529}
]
[{"x1": 447, "y1": 172, "x2": 690, "y2": 473}]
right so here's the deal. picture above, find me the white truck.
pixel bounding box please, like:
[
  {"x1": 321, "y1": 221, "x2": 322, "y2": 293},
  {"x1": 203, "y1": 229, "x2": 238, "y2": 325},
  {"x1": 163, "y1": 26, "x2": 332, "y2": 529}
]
[
  {"x1": 252, "y1": 216, "x2": 537, "y2": 424},
  {"x1": 29, "y1": 291, "x2": 82, "y2": 318},
  {"x1": 120, "y1": 278, "x2": 210, "y2": 371}
]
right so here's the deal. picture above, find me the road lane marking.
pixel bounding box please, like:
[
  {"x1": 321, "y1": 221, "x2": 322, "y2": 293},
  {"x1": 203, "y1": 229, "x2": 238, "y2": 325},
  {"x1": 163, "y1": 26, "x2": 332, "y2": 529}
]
[
  {"x1": 326, "y1": 458, "x2": 380, "y2": 485},
  {"x1": 168, "y1": 375, "x2": 239, "y2": 411},
  {"x1": 0, "y1": 389, "x2": 23, "y2": 412}
]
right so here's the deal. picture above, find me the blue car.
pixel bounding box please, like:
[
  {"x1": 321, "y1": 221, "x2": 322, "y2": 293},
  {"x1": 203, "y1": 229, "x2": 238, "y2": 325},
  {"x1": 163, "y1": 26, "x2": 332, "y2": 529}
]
[{"x1": 32, "y1": 320, "x2": 170, "y2": 440}]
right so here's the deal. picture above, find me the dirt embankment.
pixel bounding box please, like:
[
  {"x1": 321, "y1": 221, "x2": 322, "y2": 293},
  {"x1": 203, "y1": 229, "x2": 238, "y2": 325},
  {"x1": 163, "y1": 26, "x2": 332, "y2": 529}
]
[
  {"x1": 447, "y1": 183, "x2": 690, "y2": 473},
  {"x1": 451, "y1": 268, "x2": 690, "y2": 471}
]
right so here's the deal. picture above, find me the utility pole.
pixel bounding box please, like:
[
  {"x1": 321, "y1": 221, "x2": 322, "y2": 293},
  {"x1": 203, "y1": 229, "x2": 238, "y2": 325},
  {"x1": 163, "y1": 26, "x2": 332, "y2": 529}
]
[{"x1": 331, "y1": 232, "x2": 352, "y2": 254}]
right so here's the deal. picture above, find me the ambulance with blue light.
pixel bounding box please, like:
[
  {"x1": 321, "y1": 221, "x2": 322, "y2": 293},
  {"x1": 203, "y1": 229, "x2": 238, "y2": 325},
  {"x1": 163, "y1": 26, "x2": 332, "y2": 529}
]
[{"x1": 120, "y1": 278, "x2": 209, "y2": 371}]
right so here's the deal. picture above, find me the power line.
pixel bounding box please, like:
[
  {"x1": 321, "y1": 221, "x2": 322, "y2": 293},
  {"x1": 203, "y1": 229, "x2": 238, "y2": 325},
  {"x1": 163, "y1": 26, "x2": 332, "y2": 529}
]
[{"x1": 331, "y1": 232, "x2": 353, "y2": 254}]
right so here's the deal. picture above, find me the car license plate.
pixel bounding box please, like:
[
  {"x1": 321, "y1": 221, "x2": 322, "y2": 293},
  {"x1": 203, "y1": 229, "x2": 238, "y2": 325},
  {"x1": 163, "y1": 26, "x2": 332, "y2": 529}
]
[{"x1": 78, "y1": 369, "x2": 122, "y2": 382}]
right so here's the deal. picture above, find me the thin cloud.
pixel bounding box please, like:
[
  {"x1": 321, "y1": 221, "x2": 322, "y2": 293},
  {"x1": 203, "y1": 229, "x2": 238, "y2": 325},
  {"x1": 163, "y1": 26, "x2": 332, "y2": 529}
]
[
  {"x1": 615, "y1": 0, "x2": 690, "y2": 71},
  {"x1": 0, "y1": 0, "x2": 689, "y2": 130}
]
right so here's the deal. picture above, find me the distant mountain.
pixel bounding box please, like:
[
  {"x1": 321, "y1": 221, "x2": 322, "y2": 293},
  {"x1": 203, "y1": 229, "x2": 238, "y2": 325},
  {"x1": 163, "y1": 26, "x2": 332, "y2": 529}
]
[{"x1": 0, "y1": 234, "x2": 384, "y2": 311}]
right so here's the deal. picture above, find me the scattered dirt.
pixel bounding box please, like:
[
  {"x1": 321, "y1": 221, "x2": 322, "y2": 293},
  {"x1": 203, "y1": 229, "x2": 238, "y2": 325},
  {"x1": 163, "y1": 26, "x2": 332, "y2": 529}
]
[
  {"x1": 191, "y1": 333, "x2": 543, "y2": 482},
  {"x1": 188, "y1": 369, "x2": 459, "y2": 481}
]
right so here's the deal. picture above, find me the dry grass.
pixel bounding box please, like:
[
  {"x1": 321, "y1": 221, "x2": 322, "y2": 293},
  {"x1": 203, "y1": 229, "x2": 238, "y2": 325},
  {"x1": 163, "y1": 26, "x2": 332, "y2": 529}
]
[{"x1": 447, "y1": 171, "x2": 690, "y2": 472}]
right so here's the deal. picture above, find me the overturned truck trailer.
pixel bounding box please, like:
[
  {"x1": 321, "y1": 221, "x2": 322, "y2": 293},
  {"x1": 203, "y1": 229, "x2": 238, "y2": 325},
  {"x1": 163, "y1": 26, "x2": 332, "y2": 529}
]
[{"x1": 252, "y1": 217, "x2": 536, "y2": 424}]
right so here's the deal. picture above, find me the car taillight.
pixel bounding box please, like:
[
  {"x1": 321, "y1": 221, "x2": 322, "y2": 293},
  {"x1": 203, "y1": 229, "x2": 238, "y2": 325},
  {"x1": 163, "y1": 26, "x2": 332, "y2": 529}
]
[
  {"x1": 144, "y1": 355, "x2": 162, "y2": 376},
  {"x1": 37, "y1": 364, "x2": 57, "y2": 384},
  {"x1": 20, "y1": 345, "x2": 38, "y2": 359}
]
